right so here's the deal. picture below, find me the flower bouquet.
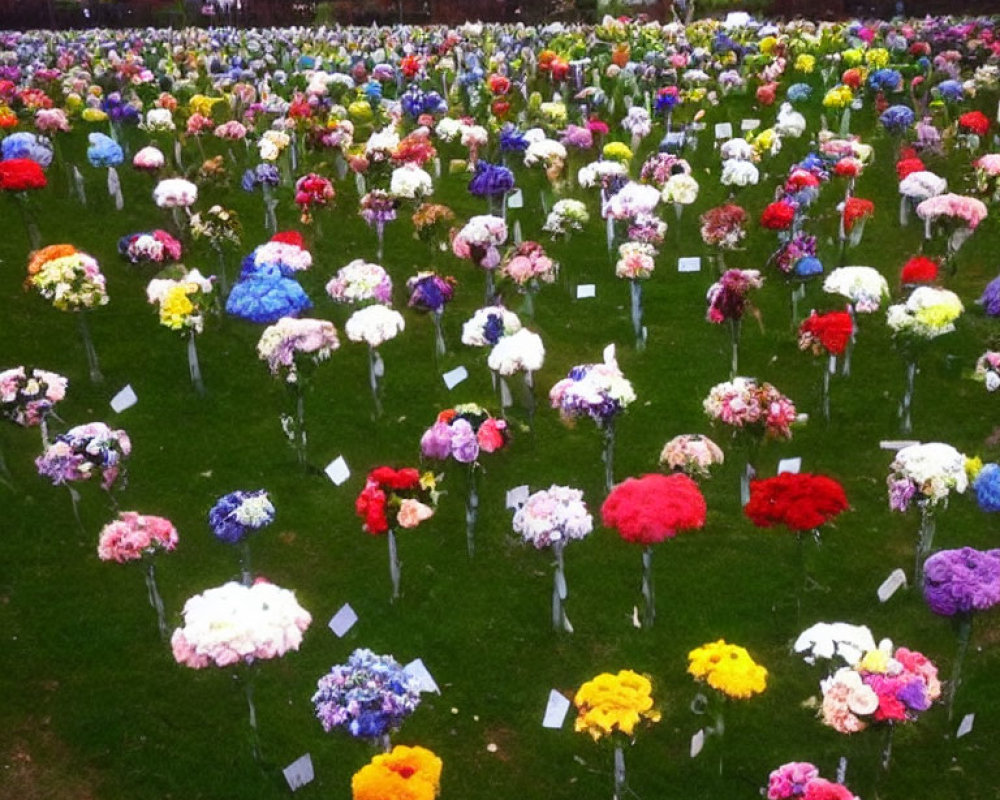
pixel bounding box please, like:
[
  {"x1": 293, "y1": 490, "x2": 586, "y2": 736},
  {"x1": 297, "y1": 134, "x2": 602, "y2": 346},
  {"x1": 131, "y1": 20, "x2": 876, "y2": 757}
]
[
  {"x1": 345, "y1": 305, "x2": 405, "y2": 417},
  {"x1": 451, "y1": 214, "x2": 508, "y2": 302},
  {"x1": 352, "y1": 745, "x2": 442, "y2": 800},
  {"x1": 412, "y1": 203, "x2": 456, "y2": 252},
  {"x1": 27, "y1": 245, "x2": 108, "y2": 383},
  {"x1": 798, "y1": 310, "x2": 853, "y2": 419},
  {"x1": 500, "y1": 241, "x2": 558, "y2": 321},
  {"x1": 87, "y1": 132, "x2": 124, "y2": 210},
  {"x1": 208, "y1": 489, "x2": 275, "y2": 585},
  {"x1": 542, "y1": 199, "x2": 590, "y2": 240},
  {"x1": 659, "y1": 434, "x2": 724, "y2": 479},
  {"x1": 702, "y1": 377, "x2": 798, "y2": 504},
  {"x1": 745, "y1": 473, "x2": 848, "y2": 540},
  {"x1": 0, "y1": 157, "x2": 47, "y2": 248},
  {"x1": 461, "y1": 304, "x2": 522, "y2": 349},
  {"x1": 765, "y1": 761, "x2": 859, "y2": 800},
  {"x1": 823, "y1": 266, "x2": 890, "y2": 376},
  {"x1": 467, "y1": 160, "x2": 514, "y2": 215},
  {"x1": 923, "y1": 547, "x2": 1000, "y2": 719},
  {"x1": 771, "y1": 232, "x2": 821, "y2": 327},
  {"x1": 118, "y1": 229, "x2": 183, "y2": 266},
  {"x1": 688, "y1": 640, "x2": 767, "y2": 775},
  {"x1": 602, "y1": 473, "x2": 706, "y2": 628},
  {"x1": 327, "y1": 259, "x2": 393, "y2": 307},
  {"x1": 312, "y1": 648, "x2": 422, "y2": 749},
  {"x1": 550, "y1": 345, "x2": 636, "y2": 491},
  {"x1": 356, "y1": 466, "x2": 439, "y2": 600},
  {"x1": 899, "y1": 169, "x2": 947, "y2": 227},
  {"x1": 189, "y1": 204, "x2": 242, "y2": 296},
  {"x1": 0, "y1": 366, "x2": 67, "y2": 447},
  {"x1": 36, "y1": 421, "x2": 130, "y2": 526},
  {"x1": 171, "y1": 579, "x2": 311, "y2": 762},
  {"x1": 699, "y1": 204, "x2": 747, "y2": 272},
  {"x1": 421, "y1": 404, "x2": 507, "y2": 557},
  {"x1": 487, "y1": 328, "x2": 545, "y2": 423},
  {"x1": 900, "y1": 256, "x2": 939, "y2": 289},
  {"x1": 886, "y1": 287, "x2": 963, "y2": 433},
  {"x1": 513, "y1": 485, "x2": 592, "y2": 632},
  {"x1": 573, "y1": 670, "x2": 660, "y2": 800},
  {"x1": 407, "y1": 272, "x2": 456, "y2": 358},
  {"x1": 706, "y1": 269, "x2": 763, "y2": 377},
  {"x1": 241, "y1": 163, "x2": 281, "y2": 233},
  {"x1": 615, "y1": 241, "x2": 657, "y2": 350},
  {"x1": 818, "y1": 642, "x2": 940, "y2": 771},
  {"x1": 153, "y1": 177, "x2": 198, "y2": 235},
  {"x1": 915, "y1": 193, "x2": 987, "y2": 266},
  {"x1": 887, "y1": 442, "x2": 968, "y2": 587},
  {"x1": 974, "y1": 351, "x2": 1000, "y2": 393},
  {"x1": 359, "y1": 189, "x2": 398, "y2": 262},
  {"x1": 98, "y1": 511, "x2": 178, "y2": 638},
  {"x1": 294, "y1": 172, "x2": 335, "y2": 226},
  {"x1": 839, "y1": 197, "x2": 874, "y2": 254},
  {"x1": 794, "y1": 621, "x2": 877, "y2": 667},
  {"x1": 146, "y1": 266, "x2": 215, "y2": 394}
]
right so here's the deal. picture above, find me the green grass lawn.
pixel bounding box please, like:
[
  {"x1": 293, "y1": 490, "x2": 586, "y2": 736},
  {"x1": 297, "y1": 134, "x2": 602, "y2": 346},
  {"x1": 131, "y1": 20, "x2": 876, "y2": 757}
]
[{"x1": 1, "y1": 60, "x2": 999, "y2": 800}]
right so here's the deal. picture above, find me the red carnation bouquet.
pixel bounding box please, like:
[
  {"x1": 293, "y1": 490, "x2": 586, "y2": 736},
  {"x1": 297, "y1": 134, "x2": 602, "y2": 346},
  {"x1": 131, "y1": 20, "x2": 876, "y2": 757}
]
[
  {"x1": 356, "y1": 466, "x2": 441, "y2": 601},
  {"x1": 900, "y1": 256, "x2": 939, "y2": 286},
  {"x1": 602, "y1": 473, "x2": 707, "y2": 627},
  {"x1": 842, "y1": 197, "x2": 874, "y2": 233},
  {"x1": 744, "y1": 473, "x2": 848, "y2": 533},
  {"x1": 798, "y1": 311, "x2": 853, "y2": 357},
  {"x1": 896, "y1": 148, "x2": 925, "y2": 181},
  {"x1": 959, "y1": 111, "x2": 990, "y2": 138},
  {"x1": 760, "y1": 200, "x2": 797, "y2": 231},
  {"x1": 0, "y1": 157, "x2": 47, "y2": 192}
]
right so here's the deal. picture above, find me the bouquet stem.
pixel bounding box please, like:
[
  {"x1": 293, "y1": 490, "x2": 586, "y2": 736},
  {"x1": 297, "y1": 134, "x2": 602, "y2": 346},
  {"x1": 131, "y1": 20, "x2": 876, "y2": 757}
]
[
  {"x1": 601, "y1": 418, "x2": 616, "y2": 492},
  {"x1": 900, "y1": 359, "x2": 917, "y2": 435},
  {"x1": 640, "y1": 545, "x2": 655, "y2": 628},
  {"x1": 187, "y1": 332, "x2": 205, "y2": 395},
  {"x1": 552, "y1": 541, "x2": 572, "y2": 632},
  {"x1": 239, "y1": 539, "x2": 253, "y2": 586},
  {"x1": 880, "y1": 723, "x2": 895, "y2": 772},
  {"x1": 15, "y1": 192, "x2": 41, "y2": 250},
  {"x1": 498, "y1": 376, "x2": 513, "y2": 413},
  {"x1": 484, "y1": 269, "x2": 495, "y2": 305},
  {"x1": 170, "y1": 206, "x2": 185, "y2": 238},
  {"x1": 629, "y1": 279, "x2": 645, "y2": 351},
  {"x1": 465, "y1": 464, "x2": 479, "y2": 558},
  {"x1": 842, "y1": 305, "x2": 856, "y2": 377},
  {"x1": 728, "y1": 318, "x2": 741, "y2": 378},
  {"x1": 431, "y1": 310, "x2": 447, "y2": 359},
  {"x1": 915, "y1": 505, "x2": 935, "y2": 589},
  {"x1": 612, "y1": 743, "x2": 626, "y2": 800},
  {"x1": 144, "y1": 560, "x2": 169, "y2": 640},
  {"x1": 524, "y1": 371, "x2": 536, "y2": 428},
  {"x1": 262, "y1": 184, "x2": 277, "y2": 235},
  {"x1": 214, "y1": 245, "x2": 230, "y2": 300},
  {"x1": 789, "y1": 282, "x2": 804, "y2": 329},
  {"x1": 293, "y1": 380, "x2": 308, "y2": 469},
  {"x1": 522, "y1": 287, "x2": 535, "y2": 321},
  {"x1": 368, "y1": 346, "x2": 384, "y2": 418},
  {"x1": 39, "y1": 417, "x2": 50, "y2": 449},
  {"x1": 714, "y1": 709, "x2": 726, "y2": 777},
  {"x1": 947, "y1": 612, "x2": 973, "y2": 722},
  {"x1": 67, "y1": 485, "x2": 84, "y2": 534},
  {"x1": 387, "y1": 528, "x2": 401, "y2": 601},
  {"x1": 376, "y1": 220, "x2": 385, "y2": 263},
  {"x1": 822, "y1": 355, "x2": 836, "y2": 421},
  {"x1": 380, "y1": 733, "x2": 392, "y2": 753},
  {"x1": 241, "y1": 665, "x2": 263, "y2": 764},
  {"x1": 77, "y1": 310, "x2": 103, "y2": 385}
]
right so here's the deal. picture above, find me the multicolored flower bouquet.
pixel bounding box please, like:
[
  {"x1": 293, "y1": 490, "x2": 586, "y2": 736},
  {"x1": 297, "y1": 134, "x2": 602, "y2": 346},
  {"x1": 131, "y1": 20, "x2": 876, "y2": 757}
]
[
  {"x1": 765, "y1": 761, "x2": 858, "y2": 800},
  {"x1": 146, "y1": 265, "x2": 215, "y2": 393},
  {"x1": 706, "y1": 269, "x2": 763, "y2": 376},
  {"x1": 208, "y1": 488, "x2": 275, "y2": 584},
  {"x1": 0, "y1": 366, "x2": 67, "y2": 445},
  {"x1": 326, "y1": 259, "x2": 393, "y2": 306},
  {"x1": 659, "y1": 434, "x2": 725, "y2": 479},
  {"x1": 118, "y1": 229, "x2": 183, "y2": 265}
]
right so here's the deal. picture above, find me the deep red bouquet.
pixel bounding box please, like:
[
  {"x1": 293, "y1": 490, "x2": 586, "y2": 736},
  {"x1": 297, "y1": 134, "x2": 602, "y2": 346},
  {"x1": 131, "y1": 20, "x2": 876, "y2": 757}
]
[
  {"x1": 760, "y1": 201, "x2": 797, "y2": 231},
  {"x1": 900, "y1": 256, "x2": 939, "y2": 285},
  {"x1": 842, "y1": 197, "x2": 874, "y2": 232},
  {"x1": 744, "y1": 473, "x2": 848, "y2": 531},
  {"x1": 896, "y1": 148, "x2": 925, "y2": 181},
  {"x1": 0, "y1": 157, "x2": 46, "y2": 192},
  {"x1": 798, "y1": 311, "x2": 854, "y2": 356},
  {"x1": 601, "y1": 473, "x2": 707, "y2": 545},
  {"x1": 959, "y1": 111, "x2": 990, "y2": 137},
  {"x1": 356, "y1": 467, "x2": 431, "y2": 535},
  {"x1": 270, "y1": 230, "x2": 305, "y2": 248}
]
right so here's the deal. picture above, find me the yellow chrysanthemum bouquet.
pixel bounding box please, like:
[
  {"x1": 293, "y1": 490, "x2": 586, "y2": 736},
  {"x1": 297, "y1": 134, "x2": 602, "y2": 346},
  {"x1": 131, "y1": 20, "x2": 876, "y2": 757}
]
[
  {"x1": 146, "y1": 264, "x2": 216, "y2": 394},
  {"x1": 574, "y1": 670, "x2": 660, "y2": 799},
  {"x1": 352, "y1": 745, "x2": 442, "y2": 800},
  {"x1": 687, "y1": 640, "x2": 767, "y2": 775}
]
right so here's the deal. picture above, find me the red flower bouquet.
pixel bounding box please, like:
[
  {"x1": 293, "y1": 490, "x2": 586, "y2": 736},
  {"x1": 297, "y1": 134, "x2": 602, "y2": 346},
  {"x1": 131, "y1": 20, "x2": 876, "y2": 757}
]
[
  {"x1": 602, "y1": 473, "x2": 707, "y2": 627},
  {"x1": 0, "y1": 157, "x2": 46, "y2": 191},
  {"x1": 842, "y1": 197, "x2": 874, "y2": 233},
  {"x1": 744, "y1": 473, "x2": 848, "y2": 532},
  {"x1": 798, "y1": 311, "x2": 854, "y2": 357},
  {"x1": 760, "y1": 201, "x2": 797, "y2": 231},
  {"x1": 959, "y1": 111, "x2": 990, "y2": 137},
  {"x1": 896, "y1": 148, "x2": 925, "y2": 181},
  {"x1": 900, "y1": 256, "x2": 939, "y2": 285}
]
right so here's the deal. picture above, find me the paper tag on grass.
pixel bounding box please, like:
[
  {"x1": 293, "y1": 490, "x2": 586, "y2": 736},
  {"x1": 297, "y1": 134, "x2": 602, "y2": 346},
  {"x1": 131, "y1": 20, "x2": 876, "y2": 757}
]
[
  {"x1": 777, "y1": 457, "x2": 802, "y2": 474},
  {"x1": 741, "y1": 118, "x2": 761, "y2": 131},
  {"x1": 506, "y1": 189, "x2": 524, "y2": 209},
  {"x1": 506, "y1": 484, "x2": 530, "y2": 510},
  {"x1": 324, "y1": 456, "x2": 350, "y2": 486},
  {"x1": 283, "y1": 754, "x2": 314, "y2": 791},
  {"x1": 110, "y1": 384, "x2": 138, "y2": 413},
  {"x1": 877, "y1": 569, "x2": 907, "y2": 603},
  {"x1": 957, "y1": 713, "x2": 974, "y2": 738},
  {"x1": 678, "y1": 257, "x2": 701, "y2": 273},
  {"x1": 576, "y1": 284, "x2": 596, "y2": 299},
  {"x1": 690, "y1": 729, "x2": 705, "y2": 758},
  {"x1": 542, "y1": 690, "x2": 570, "y2": 729},
  {"x1": 328, "y1": 603, "x2": 358, "y2": 637},
  {"x1": 404, "y1": 658, "x2": 440, "y2": 694},
  {"x1": 442, "y1": 366, "x2": 468, "y2": 390},
  {"x1": 714, "y1": 122, "x2": 732, "y2": 139},
  {"x1": 879, "y1": 440, "x2": 920, "y2": 451}
]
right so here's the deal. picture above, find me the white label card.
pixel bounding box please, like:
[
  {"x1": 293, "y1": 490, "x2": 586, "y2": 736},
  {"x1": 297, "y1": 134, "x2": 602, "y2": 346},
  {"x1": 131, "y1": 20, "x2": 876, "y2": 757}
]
[
  {"x1": 110, "y1": 384, "x2": 138, "y2": 413},
  {"x1": 442, "y1": 366, "x2": 468, "y2": 389},
  {"x1": 506, "y1": 189, "x2": 524, "y2": 209},
  {"x1": 542, "y1": 690, "x2": 570, "y2": 729},
  {"x1": 741, "y1": 118, "x2": 761, "y2": 131},
  {"x1": 576, "y1": 284, "x2": 596, "y2": 299},
  {"x1": 324, "y1": 456, "x2": 350, "y2": 486},
  {"x1": 690, "y1": 729, "x2": 705, "y2": 758},
  {"x1": 328, "y1": 603, "x2": 358, "y2": 637},
  {"x1": 404, "y1": 658, "x2": 441, "y2": 694},
  {"x1": 714, "y1": 122, "x2": 732, "y2": 139},
  {"x1": 877, "y1": 568, "x2": 908, "y2": 603},
  {"x1": 957, "y1": 713, "x2": 975, "y2": 738},
  {"x1": 283, "y1": 754, "x2": 314, "y2": 791},
  {"x1": 777, "y1": 457, "x2": 802, "y2": 474},
  {"x1": 678, "y1": 257, "x2": 702, "y2": 273},
  {"x1": 506, "y1": 484, "x2": 530, "y2": 510}
]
